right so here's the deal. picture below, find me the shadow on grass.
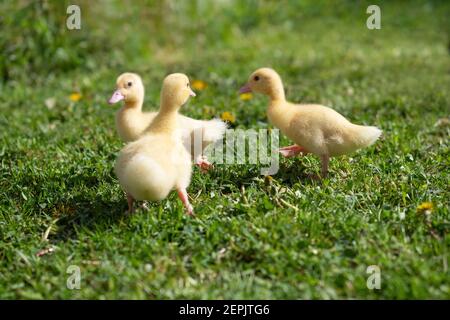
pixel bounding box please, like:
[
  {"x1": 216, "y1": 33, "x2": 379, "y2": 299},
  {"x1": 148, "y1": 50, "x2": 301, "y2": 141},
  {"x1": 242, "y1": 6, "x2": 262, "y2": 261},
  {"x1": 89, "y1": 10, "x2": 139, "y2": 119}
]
[
  {"x1": 53, "y1": 194, "x2": 127, "y2": 241},
  {"x1": 272, "y1": 160, "x2": 323, "y2": 187},
  {"x1": 209, "y1": 160, "x2": 321, "y2": 192}
]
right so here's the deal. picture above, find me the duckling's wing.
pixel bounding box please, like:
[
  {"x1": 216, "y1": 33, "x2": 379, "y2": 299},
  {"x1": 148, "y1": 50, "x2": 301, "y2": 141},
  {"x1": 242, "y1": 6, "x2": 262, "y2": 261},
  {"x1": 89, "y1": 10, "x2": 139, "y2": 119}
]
[
  {"x1": 292, "y1": 104, "x2": 381, "y2": 156},
  {"x1": 177, "y1": 115, "x2": 227, "y2": 142},
  {"x1": 284, "y1": 104, "x2": 351, "y2": 155},
  {"x1": 200, "y1": 118, "x2": 227, "y2": 144},
  {"x1": 177, "y1": 115, "x2": 227, "y2": 158}
]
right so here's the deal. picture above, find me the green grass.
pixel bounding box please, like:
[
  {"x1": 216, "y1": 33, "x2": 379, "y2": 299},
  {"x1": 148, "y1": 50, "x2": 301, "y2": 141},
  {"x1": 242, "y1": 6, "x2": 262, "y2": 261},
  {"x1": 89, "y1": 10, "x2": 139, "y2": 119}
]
[{"x1": 0, "y1": 0, "x2": 449, "y2": 299}]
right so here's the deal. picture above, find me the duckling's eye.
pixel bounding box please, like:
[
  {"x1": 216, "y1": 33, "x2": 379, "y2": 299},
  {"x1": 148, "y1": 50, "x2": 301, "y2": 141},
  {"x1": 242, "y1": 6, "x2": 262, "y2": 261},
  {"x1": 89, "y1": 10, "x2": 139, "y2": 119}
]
[
  {"x1": 254, "y1": 76, "x2": 260, "y2": 81},
  {"x1": 127, "y1": 81, "x2": 132, "y2": 87},
  {"x1": 187, "y1": 83, "x2": 190, "y2": 88}
]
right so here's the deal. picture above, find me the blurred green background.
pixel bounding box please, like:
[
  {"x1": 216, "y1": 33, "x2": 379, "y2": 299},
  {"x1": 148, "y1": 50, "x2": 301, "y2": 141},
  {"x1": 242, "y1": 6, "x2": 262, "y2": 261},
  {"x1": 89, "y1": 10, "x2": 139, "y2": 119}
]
[
  {"x1": 2, "y1": 0, "x2": 448, "y2": 83},
  {"x1": 0, "y1": 0, "x2": 449, "y2": 299}
]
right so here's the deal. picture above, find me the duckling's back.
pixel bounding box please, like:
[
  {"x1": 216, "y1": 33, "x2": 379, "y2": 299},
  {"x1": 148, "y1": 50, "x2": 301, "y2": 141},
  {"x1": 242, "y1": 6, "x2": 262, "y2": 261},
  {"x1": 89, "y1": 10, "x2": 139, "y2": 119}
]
[{"x1": 283, "y1": 103, "x2": 381, "y2": 156}]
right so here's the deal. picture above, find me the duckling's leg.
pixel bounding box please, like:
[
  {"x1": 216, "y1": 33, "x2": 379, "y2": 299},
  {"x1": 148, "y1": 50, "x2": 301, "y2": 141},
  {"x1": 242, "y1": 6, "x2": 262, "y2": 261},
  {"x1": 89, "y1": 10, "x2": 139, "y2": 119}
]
[
  {"x1": 195, "y1": 155, "x2": 213, "y2": 173},
  {"x1": 177, "y1": 189, "x2": 194, "y2": 216},
  {"x1": 279, "y1": 145, "x2": 307, "y2": 158},
  {"x1": 126, "y1": 193, "x2": 134, "y2": 214},
  {"x1": 320, "y1": 154, "x2": 330, "y2": 178}
]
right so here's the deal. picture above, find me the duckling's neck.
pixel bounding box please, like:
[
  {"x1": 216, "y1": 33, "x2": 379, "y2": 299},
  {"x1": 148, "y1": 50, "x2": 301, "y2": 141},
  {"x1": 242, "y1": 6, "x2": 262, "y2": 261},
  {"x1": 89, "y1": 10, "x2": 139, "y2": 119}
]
[
  {"x1": 267, "y1": 81, "x2": 286, "y2": 101},
  {"x1": 124, "y1": 99, "x2": 143, "y2": 110},
  {"x1": 267, "y1": 99, "x2": 289, "y2": 129},
  {"x1": 147, "y1": 106, "x2": 178, "y2": 134},
  {"x1": 269, "y1": 91, "x2": 285, "y2": 102}
]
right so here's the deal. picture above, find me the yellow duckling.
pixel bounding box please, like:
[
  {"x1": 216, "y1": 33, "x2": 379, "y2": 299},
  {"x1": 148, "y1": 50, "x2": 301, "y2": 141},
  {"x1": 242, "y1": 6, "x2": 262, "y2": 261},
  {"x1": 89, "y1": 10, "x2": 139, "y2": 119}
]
[
  {"x1": 115, "y1": 73, "x2": 196, "y2": 215},
  {"x1": 240, "y1": 68, "x2": 382, "y2": 178},
  {"x1": 109, "y1": 73, "x2": 226, "y2": 171}
]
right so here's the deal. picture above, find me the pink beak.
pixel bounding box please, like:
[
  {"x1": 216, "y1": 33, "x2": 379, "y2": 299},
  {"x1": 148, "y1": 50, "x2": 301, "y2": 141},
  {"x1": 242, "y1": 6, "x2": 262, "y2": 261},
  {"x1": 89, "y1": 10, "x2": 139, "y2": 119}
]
[
  {"x1": 108, "y1": 90, "x2": 124, "y2": 104},
  {"x1": 189, "y1": 88, "x2": 196, "y2": 97},
  {"x1": 239, "y1": 83, "x2": 252, "y2": 94}
]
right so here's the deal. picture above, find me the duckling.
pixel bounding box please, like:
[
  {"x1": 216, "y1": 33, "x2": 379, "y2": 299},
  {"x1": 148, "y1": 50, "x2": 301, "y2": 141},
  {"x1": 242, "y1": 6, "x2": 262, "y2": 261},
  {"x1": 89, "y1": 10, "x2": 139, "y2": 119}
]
[
  {"x1": 115, "y1": 73, "x2": 196, "y2": 215},
  {"x1": 240, "y1": 68, "x2": 381, "y2": 178},
  {"x1": 108, "y1": 73, "x2": 226, "y2": 171}
]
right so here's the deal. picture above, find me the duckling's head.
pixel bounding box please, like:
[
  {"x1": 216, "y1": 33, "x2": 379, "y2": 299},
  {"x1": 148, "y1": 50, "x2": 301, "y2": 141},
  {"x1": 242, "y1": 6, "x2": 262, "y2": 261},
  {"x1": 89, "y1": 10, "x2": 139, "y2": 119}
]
[
  {"x1": 240, "y1": 68, "x2": 285, "y2": 101},
  {"x1": 160, "y1": 73, "x2": 196, "y2": 111},
  {"x1": 108, "y1": 73, "x2": 144, "y2": 106}
]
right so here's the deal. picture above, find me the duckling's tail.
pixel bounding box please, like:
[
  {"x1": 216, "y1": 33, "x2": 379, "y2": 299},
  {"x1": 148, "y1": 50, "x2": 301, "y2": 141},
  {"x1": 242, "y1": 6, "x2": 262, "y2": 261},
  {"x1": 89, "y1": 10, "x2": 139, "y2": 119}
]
[
  {"x1": 351, "y1": 125, "x2": 382, "y2": 149},
  {"x1": 121, "y1": 155, "x2": 172, "y2": 201}
]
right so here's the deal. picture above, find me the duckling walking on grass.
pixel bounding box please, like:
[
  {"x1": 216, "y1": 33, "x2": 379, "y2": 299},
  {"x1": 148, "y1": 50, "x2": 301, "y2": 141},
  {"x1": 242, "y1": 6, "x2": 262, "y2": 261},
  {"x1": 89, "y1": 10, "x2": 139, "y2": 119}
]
[
  {"x1": 109, "y1": 73, "x2": 226, "y2": 172},
  {"x1": 115, "y1": 73, "x2": 196, "y2": 215},
  {"x1": 240, "y1": 68, "x2": 381, "y2": 178}
]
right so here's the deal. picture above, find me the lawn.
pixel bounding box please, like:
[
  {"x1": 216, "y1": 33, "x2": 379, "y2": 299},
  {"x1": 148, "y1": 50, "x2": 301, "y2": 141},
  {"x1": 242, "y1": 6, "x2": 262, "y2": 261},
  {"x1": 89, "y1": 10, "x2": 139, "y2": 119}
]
[{"x1": 0, "y1": 0, "x2": 449, "y2": 299}]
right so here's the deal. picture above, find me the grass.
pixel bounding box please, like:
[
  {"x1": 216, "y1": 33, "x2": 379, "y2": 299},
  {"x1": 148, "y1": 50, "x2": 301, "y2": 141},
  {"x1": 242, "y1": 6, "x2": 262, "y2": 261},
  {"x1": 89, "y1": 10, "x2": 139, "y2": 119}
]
[{"x1": 0, "y1": 0, "x2": 449, "y2": 299}]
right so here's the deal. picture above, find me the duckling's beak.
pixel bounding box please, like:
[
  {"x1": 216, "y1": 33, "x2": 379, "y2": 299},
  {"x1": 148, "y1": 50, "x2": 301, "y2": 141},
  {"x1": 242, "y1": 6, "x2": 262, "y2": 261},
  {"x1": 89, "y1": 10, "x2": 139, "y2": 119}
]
[
  {"x1": 239, "y1": 83, "x2": 252, "y2": 94},
  {"x1": 108, "y1": 90, "x2": 124, "y2": 104},
  {"x1": 189, "y1": 88, "x2": 196, "y2": 97}
]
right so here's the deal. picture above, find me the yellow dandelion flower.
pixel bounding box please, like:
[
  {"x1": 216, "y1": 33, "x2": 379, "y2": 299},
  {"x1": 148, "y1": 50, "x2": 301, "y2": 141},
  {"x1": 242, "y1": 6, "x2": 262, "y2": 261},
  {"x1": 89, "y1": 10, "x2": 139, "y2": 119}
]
[
  {"x1": 417, "y1": 202, "x2": 433, "y2": 214},
  {"x1": 239, "y1": 92, "x2": 253, "y2": 101},
  {"x1": 69, "y1": 92, "x2": 82, "y2": 102},
  {"x1": 191, "y1": 80, "x2": 207, "y2": 91},
  {"x1": 221, "y1": 111, "x2": 235, "y2": 123}
]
